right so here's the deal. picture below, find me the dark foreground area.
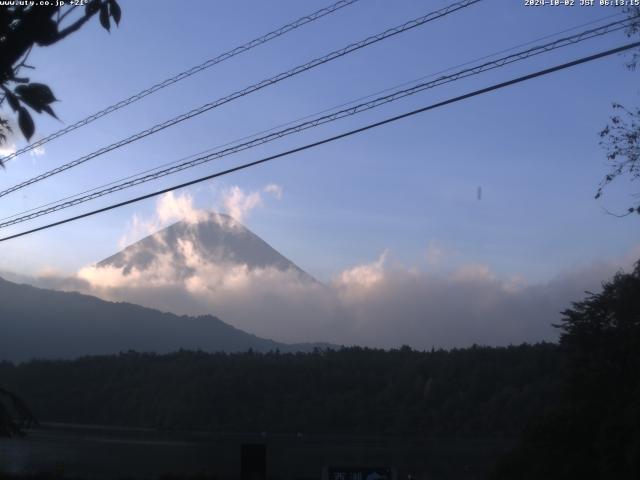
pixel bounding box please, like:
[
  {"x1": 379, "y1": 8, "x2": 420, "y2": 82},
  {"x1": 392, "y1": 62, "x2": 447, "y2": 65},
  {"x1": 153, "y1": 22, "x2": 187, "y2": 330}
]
[
  {"x1": 2, "y1": 263, "x2": 640, "y2": 479},
  {"x1": 1, "y1": 345, "x2": 556, "y2": 479},
  {"x1": 0, "y1": 423, "x2": 514, "y2": 480}
]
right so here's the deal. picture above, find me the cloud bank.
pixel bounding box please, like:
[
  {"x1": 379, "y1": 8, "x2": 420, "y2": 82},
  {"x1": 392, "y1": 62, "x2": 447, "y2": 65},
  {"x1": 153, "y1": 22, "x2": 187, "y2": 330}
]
[{"x1": 24, "y1": 190, "x2": 640, "y2": 350}]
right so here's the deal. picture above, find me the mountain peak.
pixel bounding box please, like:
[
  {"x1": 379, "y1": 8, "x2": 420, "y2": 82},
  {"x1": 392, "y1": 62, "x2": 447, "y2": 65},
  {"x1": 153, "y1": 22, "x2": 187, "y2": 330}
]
[{"x1": 98, "y1": 212, "x2": 314, "y2": 282}]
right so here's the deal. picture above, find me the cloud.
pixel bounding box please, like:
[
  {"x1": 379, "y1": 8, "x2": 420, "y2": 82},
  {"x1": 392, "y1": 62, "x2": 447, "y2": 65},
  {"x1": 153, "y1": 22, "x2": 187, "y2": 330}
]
[
  {"x1": 156, "y1": 191, "x2": 205, "y2": 225},
  {"x1": 425, "y1": 240, "x2": 454, "y2": 267},
  {"x1": 221, "y1": 183, "x2": 282, "y2": 223},
  {"x1": 64, "y1": 236, "x2": 640, "y2": 349},
  {"x1": 334, "y1": 250, "x2": 388, "y2": 300},
  {"x1": 118, "y1": 191, "x2": 208, "y2": 248},
  {"x1": 263, "y1": 184, "x2": 283, "y2": 199},
  {"x1": 450, "y1": 263, "x2": 494, "y2": 282},
  {"x1": 118, "y1": 185, "x2": 285, "y2": 249},
  {"x1": 221, "y1": 186, "x2": 262, "y2": 224},
  {"x1": 20, "y1": 187, "x2": 639, "y2": 350}
]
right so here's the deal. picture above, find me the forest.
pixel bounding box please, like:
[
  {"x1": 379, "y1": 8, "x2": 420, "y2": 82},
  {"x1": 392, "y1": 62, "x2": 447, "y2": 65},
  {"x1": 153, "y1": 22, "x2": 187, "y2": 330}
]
[{"x1": 0, "y1": 343, "x2": 562, "y2": 437}]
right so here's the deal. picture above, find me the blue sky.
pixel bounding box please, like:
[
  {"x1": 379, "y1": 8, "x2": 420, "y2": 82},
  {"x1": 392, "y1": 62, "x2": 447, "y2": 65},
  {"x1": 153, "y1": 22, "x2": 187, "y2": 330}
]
[{"x1": 0, "y1": 0, "x2": 638, "y2": 283}]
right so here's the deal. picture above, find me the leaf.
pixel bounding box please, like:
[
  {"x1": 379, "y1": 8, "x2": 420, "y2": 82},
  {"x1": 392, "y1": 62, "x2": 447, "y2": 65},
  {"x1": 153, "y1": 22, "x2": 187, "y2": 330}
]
[
  {"x1": 5, "y1": 91, "x2": 20, "y2": 112},
  {"x1": 0, "y1": 118, "x2": 11, "y2": 132},
  {"x1": 15, "y1": 83, "x2": 57, "y2": 109},
  {"x1": 99, "y1": 3, "x2": 110, "y2": 31},
  {"x1": 33, "y1": 18, "x2": 59, "y2": 46},
  {"x1": 41, "y1": 105, "x2": 58, "y2": 120},
  {"x1": 85, "y1": 0, "x2": 100, "y2": 15},
  {"x1": 18, "y1": 107, "x2": 34, "y2": 141},
  {"x1": 109, "y1": 0, "x2": 121, "y2": 25}
]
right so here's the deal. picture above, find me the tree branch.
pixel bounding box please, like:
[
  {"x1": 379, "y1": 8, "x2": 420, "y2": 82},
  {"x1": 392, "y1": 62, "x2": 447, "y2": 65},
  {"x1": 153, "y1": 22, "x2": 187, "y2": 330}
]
[
  {"x1": 601, "y1": 206, "x2": 635, "y2": 218},
  {"x1": 46, "y1": 5, "x2": 102, "y2": 44},
  {"x1": 57, "y1": 5, "x2": 78, "y2": 26}
]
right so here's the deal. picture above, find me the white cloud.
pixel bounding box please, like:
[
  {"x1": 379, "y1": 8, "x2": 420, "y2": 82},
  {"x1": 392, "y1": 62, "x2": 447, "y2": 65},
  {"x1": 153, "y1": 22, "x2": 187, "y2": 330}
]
[
  {"x1": 120, "y1": 184, "x2": 286, "y2": 249},
  {"x1": 66, "y1": 236, "x2": 640, "y2": 349},
  {"x1": 263, "y1": 184, "x2": 283, "y2": 199},
  {"x1": 118, "y1": 191, "x2": 210, "y2": 248},
  {"x1": 220, "y1": 184, "x2": 283, "y2": 223},
  {"x1": 221, "y1": 186, "x2": 262, "y2": 223},
  {"x1": 156, "y1": 191, "x2": 205, "y2": 225},
  {"x1": 334, "y1": 250, "x2": 388, "y2": 300},
  {"x1": 118, "y1": 183, "x2": 284, "y2": 250},
  {"x1": 25, "y1": 190, "x2": 640, "y2": 350}
]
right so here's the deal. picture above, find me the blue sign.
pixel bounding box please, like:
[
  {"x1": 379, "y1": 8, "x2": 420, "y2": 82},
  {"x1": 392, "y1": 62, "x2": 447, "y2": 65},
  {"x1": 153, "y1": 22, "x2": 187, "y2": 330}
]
[{"x1": 328, "y1": 467, "x2": 392, "y2": 480}]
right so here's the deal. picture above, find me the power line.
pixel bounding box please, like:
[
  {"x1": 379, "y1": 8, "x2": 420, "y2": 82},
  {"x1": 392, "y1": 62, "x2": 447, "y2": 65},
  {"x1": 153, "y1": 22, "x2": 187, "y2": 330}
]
[
  {"x1": 0, "y1": 0, "x2": 361, "y2": 164},
  {"x1": 1, "y1": 40, "x2": 637, "y2": 243},
  {"x1": 3, "y1": 10, "x2": 623, "y2": 223},
  {"x1": 0, "y1": 16, "x2": 633, "y2": 229},
  {"x1": 0, "y1": 0, "x2": 481, "y2": 199},
  {"x1": 1, "y1": 14, "x2": 633, "y2": 226},
  {"x1": 0, "y1": 9, "x2": 628, "y2": 225}
]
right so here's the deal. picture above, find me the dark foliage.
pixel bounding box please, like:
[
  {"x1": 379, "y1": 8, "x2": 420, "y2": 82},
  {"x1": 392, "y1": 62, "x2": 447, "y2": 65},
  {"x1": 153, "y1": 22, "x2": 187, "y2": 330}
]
[
  {"x1": 491, "y1": 262, "x2": 640, "y2": 479},
  {"x1": 0, "y1": 343, "x2": 562, "y2": 437},
  {"x1": 624, "y1": 6, "x2": 640, "y2": 70},
  {"x1": 0, "y1": 0, "x2": 121, "y2": 154},
  {"x1": 0, "y1": 0, "x2": 122, "y2": 436},
  {"x1": 598, "y1": 103, "x2": 640, "y2": 215},
  {"x1": 596, "y1": 7, "x2": 640, "y2": 213},
  {"x1": 0, "y1": 387, "x2": 37, "y2": 437}
]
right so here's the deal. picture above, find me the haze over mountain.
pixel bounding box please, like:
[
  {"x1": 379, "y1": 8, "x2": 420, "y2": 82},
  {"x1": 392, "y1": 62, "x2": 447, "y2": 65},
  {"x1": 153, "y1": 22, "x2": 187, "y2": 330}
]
[
  {"x1": 0, "y1": 211, "x2": 334, "y2": 362},
  {"x1": 3, "y1": 192, "x2": 637, "y2": 351},
  {"x1": 0, "y1": 276, "x2": 330, "y2": 363}
]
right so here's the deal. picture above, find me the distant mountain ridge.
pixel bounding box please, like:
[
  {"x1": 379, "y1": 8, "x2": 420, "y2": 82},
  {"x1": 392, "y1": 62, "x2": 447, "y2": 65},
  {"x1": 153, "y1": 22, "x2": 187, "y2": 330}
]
[
  {"x1": 0, "y1": 213, "x2": 331, "y2": 362},
  {"x1": 0, "y1": 276, "x2": 332, "y2": 363}
]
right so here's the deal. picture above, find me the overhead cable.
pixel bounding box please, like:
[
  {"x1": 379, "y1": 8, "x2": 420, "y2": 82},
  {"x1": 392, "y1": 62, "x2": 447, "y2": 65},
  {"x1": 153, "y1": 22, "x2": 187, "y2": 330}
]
[
  {"x1": 0, "y1": 0, "x2": 481, "y2": 198},
  {"x1": 0, "y1": 0, "x2": 361, "y2": 164},
  {"x1": 1, "y1": 40, "x2": 638, "y2": 243},
  {"x1": 0, "y1": 16, "x2": 633, "y2": 229}
]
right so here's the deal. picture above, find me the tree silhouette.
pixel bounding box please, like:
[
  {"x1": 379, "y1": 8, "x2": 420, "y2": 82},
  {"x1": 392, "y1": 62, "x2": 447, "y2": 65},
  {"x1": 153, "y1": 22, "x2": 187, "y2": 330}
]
[
  {"x1": 0, "y1": 387, "x2": 37, "y2": 437},
  {"x1": 492, "y1": 261, "x2": 640, "y2": 479},
  {"x1": 0, "y1": 0, "x2": 121, "y2": 163},
  {"x1": 0, "y1": 0, "x2": 121, "y2": 437},
  {"x1": 556, "y1": 261, "x2": 640, "y2": 477}
]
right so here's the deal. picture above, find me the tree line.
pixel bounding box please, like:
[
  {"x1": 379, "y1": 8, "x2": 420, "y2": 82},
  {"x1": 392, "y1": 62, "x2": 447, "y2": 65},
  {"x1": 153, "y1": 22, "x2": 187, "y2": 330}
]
[{"x1": 0, "y1": 343, "x2": 562, "y2": 437}]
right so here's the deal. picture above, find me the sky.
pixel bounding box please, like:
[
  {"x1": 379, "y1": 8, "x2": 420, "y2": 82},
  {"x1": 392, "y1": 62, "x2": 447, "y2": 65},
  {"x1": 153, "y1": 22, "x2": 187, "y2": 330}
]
[{"x1": 0, "y1": 0, "x2": 639, "y2": 347}]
